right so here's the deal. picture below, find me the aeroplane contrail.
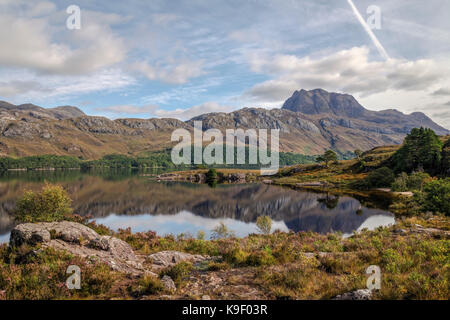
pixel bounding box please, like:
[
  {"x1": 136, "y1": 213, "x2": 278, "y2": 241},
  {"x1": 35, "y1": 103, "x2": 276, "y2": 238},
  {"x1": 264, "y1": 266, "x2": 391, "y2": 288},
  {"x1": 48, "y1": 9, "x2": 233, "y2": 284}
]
[{"x1": 347, "y1": 0, "x2": 390, "y2": 60}]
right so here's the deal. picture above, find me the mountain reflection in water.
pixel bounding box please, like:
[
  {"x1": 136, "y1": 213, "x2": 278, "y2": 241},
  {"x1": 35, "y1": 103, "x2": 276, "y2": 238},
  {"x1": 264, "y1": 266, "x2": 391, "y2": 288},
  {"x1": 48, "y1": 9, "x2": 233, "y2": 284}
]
[{"x1": 0, "y1": 171, "x2": 395, "y2": 242}]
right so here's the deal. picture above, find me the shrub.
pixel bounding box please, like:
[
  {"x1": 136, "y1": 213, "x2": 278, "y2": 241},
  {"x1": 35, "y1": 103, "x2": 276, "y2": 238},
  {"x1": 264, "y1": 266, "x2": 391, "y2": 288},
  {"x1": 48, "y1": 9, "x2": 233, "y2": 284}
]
[
  {"x1": 391, "y1": 172, "x2": 431, "y2": 192},
  {"x1": 207, "y1": 261, "x2": 231, "y2": 271},
  {"x1": 221, "y1": 245, "x2": 248, "y2": 265},
  {"x1": 135, "y1": 275, "x2": 164, "y2": 295},
  {"x1": 423, "y1": 178, "x2": 450, "y2": 215},
  {"x1": 245, "y1": 249, "x2": 275, "y2": 266},
  {"x1": 211, "y1": 222, "x2": 234, "y2": 239},
  {"x1": 160, "y1": 262, "x2": 193, "y2": 287},
  {"x1": 366, "y1": 167, "x2": 395, "y2": 188},
  {"x1": 256, "y1": 216, "x2": 272, "y2": 234},
  {"x1": 14, "y1": 183, "x2": 73, "y2": 222},
  {"x1": 196, "y1": 230, "x2": 206, "y2": 240}
]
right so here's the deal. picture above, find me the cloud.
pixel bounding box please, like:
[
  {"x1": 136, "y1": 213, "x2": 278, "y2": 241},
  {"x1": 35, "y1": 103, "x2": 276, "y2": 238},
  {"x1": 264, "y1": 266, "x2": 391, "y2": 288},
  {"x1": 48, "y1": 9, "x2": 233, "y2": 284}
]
[
  {"x1": 347, "y1": 0, "x2": 389, "y2": 60},
  {"x1": 0, "y1": 80, "x2": 49, "y2": 97},
  {"x1": 96, "y1": 104, "x2": 158, "y2": 117},
  {"x1": 244, "y1": 46, "x2": 449, "y2": 103},
  {"x1": 97, "y1": 102, "x2": 236, "y2": 120},
  {"x1": 0, "y1": 4, "x2": 126, "y2": 75},
  {"x1": 0, "y1": 69, "x2": 136, "y2": 102},
  {"x1": 153, "y1": 102, "x2": 237, "y2": 120},
  {"x1": 432, "y1": 88, "x2": 450, "y2": 96},
  {"x1": 131, "y1": 60, "x2": 204, "y2": 84}
]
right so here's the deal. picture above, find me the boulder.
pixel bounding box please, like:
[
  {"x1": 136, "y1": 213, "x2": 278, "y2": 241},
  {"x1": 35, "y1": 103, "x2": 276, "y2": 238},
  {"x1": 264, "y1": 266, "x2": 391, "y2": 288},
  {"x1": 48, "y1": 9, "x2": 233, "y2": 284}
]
[{"x1": 9, "y1": 221, "x2": 144, "y2": 275}]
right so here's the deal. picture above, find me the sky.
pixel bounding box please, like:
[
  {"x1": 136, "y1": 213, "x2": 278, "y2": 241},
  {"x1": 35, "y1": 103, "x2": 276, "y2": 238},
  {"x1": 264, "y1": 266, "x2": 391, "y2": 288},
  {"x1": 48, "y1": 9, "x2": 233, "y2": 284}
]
[{"x1": 0, "y1": 0, "x2": 449, "y2": 128}]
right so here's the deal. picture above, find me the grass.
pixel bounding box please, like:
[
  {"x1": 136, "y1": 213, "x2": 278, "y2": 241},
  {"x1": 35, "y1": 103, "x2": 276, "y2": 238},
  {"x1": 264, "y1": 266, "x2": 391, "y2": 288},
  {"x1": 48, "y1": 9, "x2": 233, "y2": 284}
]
[
  {"x1": 0, "y1": 214, "x2": 448, "y2": 300},
  {"x1": 0, "y1": 244, "x2": 124, "y2": 300}
]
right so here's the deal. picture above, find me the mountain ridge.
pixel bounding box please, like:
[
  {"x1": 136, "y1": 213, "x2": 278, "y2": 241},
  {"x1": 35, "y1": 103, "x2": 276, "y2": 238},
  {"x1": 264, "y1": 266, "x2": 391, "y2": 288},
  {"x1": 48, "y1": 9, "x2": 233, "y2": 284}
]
[{"x1": 0, "y1": 89, "x2": 448, "y2": 158}]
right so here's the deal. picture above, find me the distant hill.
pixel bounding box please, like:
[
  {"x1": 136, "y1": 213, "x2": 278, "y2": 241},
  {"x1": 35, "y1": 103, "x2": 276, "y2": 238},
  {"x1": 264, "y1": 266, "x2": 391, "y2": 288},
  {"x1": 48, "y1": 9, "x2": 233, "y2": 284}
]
[{"x1": 0, "y1": 89, "x2": 448, "y2": 158}]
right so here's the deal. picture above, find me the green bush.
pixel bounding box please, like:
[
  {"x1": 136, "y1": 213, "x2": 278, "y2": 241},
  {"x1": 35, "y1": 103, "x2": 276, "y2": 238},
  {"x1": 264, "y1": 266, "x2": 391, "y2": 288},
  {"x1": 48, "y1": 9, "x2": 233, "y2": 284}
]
[
  {"x1": 135, "y1": 275, "x2": 165, "y2": 295},
  {"x1": 391, "y1": 172, "x2": 431, "y2": 192},
  {"x1": 366, "y1": 167, "x2": 395, "y2": 188},
  {"x1": 245, "y1": 249, "x2": 276, "y2": 266},
  {"x1": 423, "y1": 178, "x2": 450, "y2": 215},
  {"x1": 316, "y1": 150, "x2": 338, "y2": 167},
  {"x1": 160, "y1": 262, "x2": 193, "y2": 287},
  {"x1": 14, "y1": 183, "x2": 73, "y2": 222}
]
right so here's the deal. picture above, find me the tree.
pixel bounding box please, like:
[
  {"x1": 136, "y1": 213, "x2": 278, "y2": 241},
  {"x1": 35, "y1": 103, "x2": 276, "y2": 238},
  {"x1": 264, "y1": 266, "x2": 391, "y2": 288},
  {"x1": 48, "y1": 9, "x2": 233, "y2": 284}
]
[
  {"x1": 366, "y1": 167, "x2": 395, "y2": 188},
  {"x1": 423, "y1": 178, "x2": 450, "y2": 216},
  {"x1": 205, "y1": 168, "x2": 218, "y2": 187},
  {"x1": 392, "y1": 127, "x2": 443, "y2": 174},
  {"x1": 316, "y1": 150, "x2": 338, "y2": 167},
  {"x1": 354, "y1": 149, "x2": 363, "y2": 160},
  {"x1": 256, "y1": 216, "x2": 272, "y2": 234},
  {"x1": 15, "y1": 183, "x2": 73, "y2": 222},
  {"x1": 441, "y1": 139, "x2": 450, "y2": 176}
]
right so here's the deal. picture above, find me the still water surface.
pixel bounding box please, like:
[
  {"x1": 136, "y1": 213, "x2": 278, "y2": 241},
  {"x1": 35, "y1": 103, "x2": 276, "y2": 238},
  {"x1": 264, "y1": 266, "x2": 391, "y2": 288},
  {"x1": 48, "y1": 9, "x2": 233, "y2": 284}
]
[{"x1": 0, "y1": 169, "x2": 395, "y2": 242}]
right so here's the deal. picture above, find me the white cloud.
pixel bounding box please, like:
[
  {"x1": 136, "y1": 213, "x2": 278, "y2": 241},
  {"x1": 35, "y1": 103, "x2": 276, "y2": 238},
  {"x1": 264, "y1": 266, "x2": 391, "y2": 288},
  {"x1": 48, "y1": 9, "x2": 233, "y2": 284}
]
[
  {"x1": 98, "y1": 102, "x2": 236, "y2": 121},
  {"x1": 153, "y1": 102, "x2": 237, "y2": 120},
  {"x1": 0, "y1": 80, "x2": 49, "y2": 97},
  {"x1": 96, "y1": 104, "x2": 158, "y2": 117},
  {"x1": 0, "y1": 4, "x2": 126, "y2": 75},
  {"x1": 131, "y1": 60, "x2": 204, "y2": 85},
  {"x1": 433, "y1": 88, "x2": 450, "y2": 96},
  {"x1": 244, "y1": 46, "x2": 450, "y2": 102},
  {"x1": 0, "y1": 69, "x2": 136, "y2": 102}
]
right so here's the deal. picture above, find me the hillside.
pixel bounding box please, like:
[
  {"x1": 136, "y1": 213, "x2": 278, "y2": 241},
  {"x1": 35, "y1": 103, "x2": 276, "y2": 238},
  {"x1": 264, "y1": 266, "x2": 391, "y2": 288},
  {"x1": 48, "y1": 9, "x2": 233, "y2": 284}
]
[{"x1": 0, "y1": 89, "x2": 448, "y2": 159}]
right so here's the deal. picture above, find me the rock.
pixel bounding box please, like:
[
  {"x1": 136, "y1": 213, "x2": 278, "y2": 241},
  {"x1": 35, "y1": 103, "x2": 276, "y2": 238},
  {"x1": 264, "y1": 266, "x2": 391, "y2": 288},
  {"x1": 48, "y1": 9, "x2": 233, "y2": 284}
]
[
  {"x1": 333, "y1": 289, "x2": 372, "y2": 300},
  {"x1": 393, "y1": 191, "x2": 414, "y2": 197},
  {"x1": 202, "y1": 295, "x2": 211, "y2": 300},
  {"x1": 161, "y1": 275, "x2": 176, "y2": 292},
  {"x1": 148, "y1": 250, "x2": 210, "y2": 270},
  {"x1": 9, "y1": 222, "x2": 144, "y2": 275},
  {"x1": 10, "y1": 224, "x2": 51, "y2": 247},
  {"x1": 88, "y1": 237, "x2": 111, "y2": 251}
]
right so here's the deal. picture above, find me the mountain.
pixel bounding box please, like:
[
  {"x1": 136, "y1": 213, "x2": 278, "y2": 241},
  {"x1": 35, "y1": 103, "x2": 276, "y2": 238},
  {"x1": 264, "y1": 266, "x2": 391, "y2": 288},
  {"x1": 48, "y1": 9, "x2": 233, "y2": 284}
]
[
  {"x1": 282, "y1": 89, "x2": 448, "y2": 135},
  {"x1": 0, "y1": 89, "x2": 448, "y2": 158},
  {"x1": 0, "y1": 101, "x2": 86, "y2": 120},
  {"x1": 282, "y1": 88, "x2": 366, "y2": 117}
]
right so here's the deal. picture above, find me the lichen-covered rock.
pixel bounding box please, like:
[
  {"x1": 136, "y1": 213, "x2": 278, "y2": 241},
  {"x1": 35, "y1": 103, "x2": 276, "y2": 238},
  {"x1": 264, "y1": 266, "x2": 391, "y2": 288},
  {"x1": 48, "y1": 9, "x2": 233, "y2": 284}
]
[
  {"x1": 161, "y1": 275, "x2": 176, "y2": 292},
  {"x1": 333, "y1": 289, "x2": 372, "y2": 300},
  {"x1": 148, "y1": 250, "x2": 210, "y2": 270},
  {"x1": 9, "y1": 222, "x2": 144, "y2": 275},
  {"x1": 11, "y1": 221, "x2": 99, "y2": 246}
]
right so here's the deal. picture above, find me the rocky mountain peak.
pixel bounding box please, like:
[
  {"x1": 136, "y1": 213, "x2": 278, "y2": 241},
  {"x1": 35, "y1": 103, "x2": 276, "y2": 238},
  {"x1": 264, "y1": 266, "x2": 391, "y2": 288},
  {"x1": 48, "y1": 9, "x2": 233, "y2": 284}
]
[{"x1": 282, "y1": 88, "x2": 366, "y2": 118}]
